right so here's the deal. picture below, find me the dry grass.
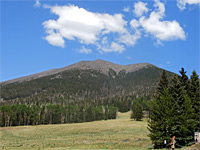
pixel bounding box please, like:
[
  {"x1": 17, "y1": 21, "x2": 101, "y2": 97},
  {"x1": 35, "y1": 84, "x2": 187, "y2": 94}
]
[
  {"x1": 0, "y1": 112, "x2": 152, "y2": 150},
  {"x1": 1, "y1": 111, "x2": 199, "y2": 150}
]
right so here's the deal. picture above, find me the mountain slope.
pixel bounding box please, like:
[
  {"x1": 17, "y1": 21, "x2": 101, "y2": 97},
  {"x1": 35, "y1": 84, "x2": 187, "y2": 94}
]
[
  {"x1": 1, "y1": 60, "x2": 175, "y2": 103},
  {"x1": 1, "y1": 59, "x2": 151, "y2": 85}
]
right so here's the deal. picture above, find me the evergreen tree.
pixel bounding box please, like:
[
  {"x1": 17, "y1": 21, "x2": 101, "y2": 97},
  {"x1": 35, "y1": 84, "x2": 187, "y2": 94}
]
[
  {"x1": 178, "y1": 68, "x2": 190, "y2": 92},
  {"x1": 148, "y1": 70, "x2": 174, "y2": 148},
  {"x1": 148, "y1": 69, "x2": 198, "y2": 148},
  {"x1": 169, "y1": 72, "x2": 197, "y2": 147},
  {"x1": 131, "y1": 101, "x2": 143, "y2": 121},
  {"x1": 148, "y1": 87, "x2": 173, "y2": 148},
  {"x1": 190, "y1": 70, "x2": 200, "y2": 130},
  {"x1": 157, "y1": 70, "x2": 169, "y2": 95}
]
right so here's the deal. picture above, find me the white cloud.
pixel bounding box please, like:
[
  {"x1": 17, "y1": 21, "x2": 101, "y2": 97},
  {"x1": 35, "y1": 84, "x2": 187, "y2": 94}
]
[
  {"x1": 177, "y1": 0, "x2": 200, "y2": 10},
  {"x1": 34, "y1": 0, "x2": 41, "y2": 8},
  {"x1": 139, "y1": 0, "x2": 186, "y2": 42},
  {"x1": 42, "y1": 1, "x2": 186, "y2": 53},
  {"x1": 44, "y1": 30, "x2": 65, "y2": 47},
  {"x1": 79, "y1": 47, "x2": 92, "y2": 54},
  {"x1": 101, "y1": 42, "x2": 125, "y2": 53},
  {"x1": 101, "y1": 37, "x2": 109, "y2": 45},
  {"x1": 134, "y1": 2, "x2": 149, "y2": 17},
  {"x1": 97, "y1": 39, "x2": 125, "y2": 53},
  {"x1": 118, "y1": 31, "x2": 141, "y2": 46},
  {"x1": 43, "y1": 5, "x2": 127, "y2": 49},
  {"x1": 42, "y1": 4, "x2": 51, "y2": 9},
  {"x1": 117, "y1": 19, "x2": 141, "y2": 46},
  {"x1": 130, "y1": 19, "x2": 140, "y2": 29},
  {"x1": 123, "y1": 6, "x2": 130, "y2": 12}
]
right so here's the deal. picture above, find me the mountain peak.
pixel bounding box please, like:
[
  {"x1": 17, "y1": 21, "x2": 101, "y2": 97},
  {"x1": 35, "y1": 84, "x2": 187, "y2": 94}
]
[
  {"x1": 63, "y1": 59, "x2": 152, "y2": 74},
  {"x1": 2, "y1": 60, "x2": 154, "y2": 85},
  {"x1": 93, "y1": 59, "x2": 111, "y2": 63},
  {"x1": 93, "y1": 59, "x2": 105, "y2": 62}
]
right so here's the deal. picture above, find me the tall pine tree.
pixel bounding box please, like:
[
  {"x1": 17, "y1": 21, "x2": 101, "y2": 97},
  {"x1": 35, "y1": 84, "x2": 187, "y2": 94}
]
[
  {"x1": 148, "y1": 70, "x2": 173, "y2": 148},
  {"x1": 157, "y1": 70, "x2": 169, "y2": 95},
  {"x1": 190, "y1": 70, "x2": 200, "y2": 130},
  {"x1": 169, "y1": 69, "x2": 197, "y2": 147}
]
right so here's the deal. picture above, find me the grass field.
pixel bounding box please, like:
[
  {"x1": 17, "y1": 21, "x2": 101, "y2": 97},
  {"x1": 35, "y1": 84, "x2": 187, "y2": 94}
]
[{"x1": 0, "y1": 112, "x2": 199, "y2": 150}]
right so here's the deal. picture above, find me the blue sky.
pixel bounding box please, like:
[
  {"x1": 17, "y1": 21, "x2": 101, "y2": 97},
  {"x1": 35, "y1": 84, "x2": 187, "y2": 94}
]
[{"x1": 1, "y1": 0, "x2": 199, "y2": 81}]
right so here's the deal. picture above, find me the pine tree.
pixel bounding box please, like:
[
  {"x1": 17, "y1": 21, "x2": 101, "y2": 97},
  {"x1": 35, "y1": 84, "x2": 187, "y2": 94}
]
[
  {"x1": 148, "y1": 88, "x2": 173, "y2": 148},
  {"x1": 157, "y1": 70, "x2": 169, "y2": 95},
  {"x1": 178, "y1": 68, "x2": 190, "y2": 92},
  {"x1": 148, "y1": 70, "x2": 172, "y2": 148},
  {"x1": 131, "y1": 101, "x2": 143, "y2": 121},
  {"x1": 169, "y1": 72, "x2": 197, "y2": 147},
  {"x1": 189, "y1": 70, "x2": 200, "y2": 130}
]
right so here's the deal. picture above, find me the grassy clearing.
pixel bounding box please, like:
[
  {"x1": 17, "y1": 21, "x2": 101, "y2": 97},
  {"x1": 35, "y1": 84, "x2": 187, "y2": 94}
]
[
  {"x1": 0, "y1": 112, "x2": 199, "y2": 150},
  {"x1": 0, "y1": 112, "x2": 151, "y2": 150}
]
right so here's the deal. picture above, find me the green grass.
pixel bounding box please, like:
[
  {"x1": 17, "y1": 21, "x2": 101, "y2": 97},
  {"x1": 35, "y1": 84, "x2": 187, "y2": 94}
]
[{"x1": 0, "y1": 112, "x2": 199, "y2": 150}]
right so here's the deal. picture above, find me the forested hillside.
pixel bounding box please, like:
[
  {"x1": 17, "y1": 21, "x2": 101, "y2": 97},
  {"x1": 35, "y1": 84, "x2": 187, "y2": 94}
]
[
  {"x1": 0, "y1": 60, "x2": 175, "y2": 126},
  {"x1": 1, "y1": 62, "x2": 174, "y2": 102}
]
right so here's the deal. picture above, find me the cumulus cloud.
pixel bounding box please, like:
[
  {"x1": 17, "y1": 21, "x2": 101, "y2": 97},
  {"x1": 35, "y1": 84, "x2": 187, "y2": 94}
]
[
  {"x1": 117, "y1": 19, "x2": 141, "y2": 47},
  {"x1": 134, "y1": 2, "x2": 149, "y2": 17},
  {"x1": 177, "y1": 0, "x2": 200, "y2": 10},
  {"x1": 118, "y1": 31, "x2": 141, "y2": 46},
  {"x1": 96, "y1": 37, "x2": 126, "y2": 53},
  {"x1": 43, "y1": 4, "x2": 141, "y2": 53},
  {"x1": 43, "y1": 5, "x2": 126, "y2": 46},
  {"x1": 100, "y1": 42, "x2": 125, "y2": 53},
  {"x1": 44, "y1": 30, "x2": 65, "y2": 47},
  {"x1": 43, "y1": 5, "x2": 127, "y2": 45},
  {"x1": 79, "y1": 47, "x2": 92, "y2": 54},
  {"x1": 42, "y1": 1, "x2": 186, "y2": 53},
  {"x1": 139, "y1": 0, "x2": 186, "y2": 42},
  {"x1": 34, "y1": 0, "x2": 41, "y2": 8},
  {"x1": 130, "y1": 19, "x2": 140, "y2": 29},
  {"x1": 123, "y1": 6, "x2": 130, "y2": 12}
]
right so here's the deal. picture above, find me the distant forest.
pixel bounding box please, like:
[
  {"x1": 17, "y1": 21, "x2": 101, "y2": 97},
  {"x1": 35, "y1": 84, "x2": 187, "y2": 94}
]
[
  {"x1": 0, "y1": 66, "x2": 186, "y2": 127},
  {"x1": 0, "y1": 95, "x2": 151, "y2": 126}
]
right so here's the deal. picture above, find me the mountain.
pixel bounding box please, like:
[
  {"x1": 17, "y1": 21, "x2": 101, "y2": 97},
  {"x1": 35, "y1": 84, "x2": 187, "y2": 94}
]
[
  {"x1": 1, "y1": 59, "x2": 175, "y2": 103},
  {"x1": 1, "y1": 59, "x2": 151, "y2": 85}
]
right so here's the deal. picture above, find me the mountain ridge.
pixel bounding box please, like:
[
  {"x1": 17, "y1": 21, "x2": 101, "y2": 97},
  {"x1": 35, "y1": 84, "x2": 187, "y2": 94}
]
[{"x1": 1, "y1": 59, "x2": 157, "y2": 85}]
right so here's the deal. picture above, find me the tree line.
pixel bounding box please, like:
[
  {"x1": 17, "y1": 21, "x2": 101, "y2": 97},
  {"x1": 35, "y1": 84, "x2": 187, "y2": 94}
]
[
  {"x1": 0, "y1": 103, "x2": 117, "y2": 127},
  {"x1": 0, "y1": 91, "x2": 153, "y2": 127},
  {"x1": 148, "y1": 69, "x2": 199, "y2": 148}
]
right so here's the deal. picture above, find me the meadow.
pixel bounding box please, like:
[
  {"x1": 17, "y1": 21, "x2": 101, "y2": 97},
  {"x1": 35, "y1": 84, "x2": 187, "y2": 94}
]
[{"x1": 0, "y1": 112, "x2": 199, "y2": 150}]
